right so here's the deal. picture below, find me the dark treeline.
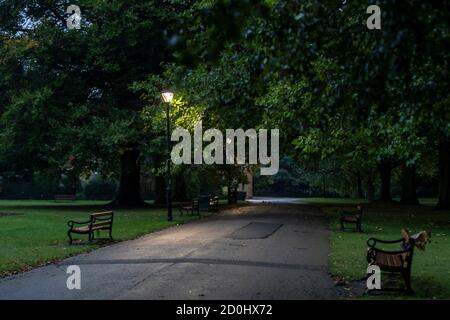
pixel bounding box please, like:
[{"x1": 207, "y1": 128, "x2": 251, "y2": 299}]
[{"x1": 0, "y1": 1, "x2": 449, "y2": 208}]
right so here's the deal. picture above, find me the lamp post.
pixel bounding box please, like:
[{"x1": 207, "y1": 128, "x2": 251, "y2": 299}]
[{"x1": 162, "y1": 91, "x2": 174, "y2": 221}]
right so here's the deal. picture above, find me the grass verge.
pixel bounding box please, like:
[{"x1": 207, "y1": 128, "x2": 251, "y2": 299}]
[
  {"x1": 301, "y1": 198, "x2": 450, "y2": 299},
  {"x1": 0, "y1": 200, "x2": 201, "y2": 277}
]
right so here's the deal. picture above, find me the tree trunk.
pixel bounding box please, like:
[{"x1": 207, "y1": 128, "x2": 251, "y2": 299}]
[
  {"x1": 436, "y1": 139, "x2": 450, "y2": 210},
  {"x1": 357, "y1": 173, "x2": 364, "y2": 199},
  {"x1": 65, "y1": 172, "x2": 80, "y2": 195},
  {"x1": 245, "y1": 171, "x2": 254, "y2": 199},
  {"x1": 366, "y1": 175, "x2": 375, "y2": 201},
  {"x1": 400, "y1": 164, "x2": 419, "y2": 205},
  {"x1": 154, "y1": 175, "x2": 167, "y2": 205},
  {"x1": 322, "y1": 174, "x2": 326, "y2": 197},
  {"x1": 173, "y1": 172, "x2": 187, "y2": 202},
  {"x1": 114, "y1": 148, "x2": 144, "y2": 206},
  {"x1": 226, "y1": 178, "x2": 235, "y2": 204},
  {"x1": 226, "y1": 168, "x2": 238, "y2": 205},
  {"x1": 378, "y1": 162, "x2": 392, "y2": 202}
]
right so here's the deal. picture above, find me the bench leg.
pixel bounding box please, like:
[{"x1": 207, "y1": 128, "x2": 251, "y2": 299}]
[
  {"x1": 403, "y1": 270, "x2": 413, "y2": 294},
  {"x1": 109, "y1": 228, "x2": 113, "y2": 241},
  {"x1": 88, "y1": 231, "x2": 93, "y2": 242},
  {"x1": 340, "y1": 219, "x2": 344, "y2": 231},
  {"x1": 68, "y1": 231, "x2": 73, "y2": 245},
  {"x1": 357, "y1": 221, "x2": 363, "y2": 232}
]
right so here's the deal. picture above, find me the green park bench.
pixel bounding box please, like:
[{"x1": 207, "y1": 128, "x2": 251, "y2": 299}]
[
  {"x1": 180, "y1": 195, "x2": 219, "y2": 215},
  {"x1": 340, "y1": 204, "x2": 363, "y2": 232},
  {"x1": 179, "y1": 198, "x2": 200, "y2": 216},
  {"x1": 67, "y1": 211, "x2": 114, "y2": 245},
  {"x1": 54, "y1": 194, "x2": 76, "y2": 202},
  {"x1": 366, "y1": 229, "x2": 430, "y2": 293},
  {"x1": 366, "y1": 234, "x2": 414, "y2": 293},
  {"x1": 209, "y1": 196, "x2": 219, "y2": 212}
]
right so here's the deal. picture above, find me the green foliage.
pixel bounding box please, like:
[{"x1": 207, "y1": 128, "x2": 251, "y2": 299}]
[
  {"x1": 83, "y1": 178, "x2": 117, "y2": 200},
  {"x1": 1, "y1": 0, "x2": 449, "y2": 201},
  {"x1": 254, "y1": 157, "x2": 306, "y2": 196},
  {"x1": 251, "y1": 0, "x2": 449, "y2": 198},
  {"x1": 0, "y1": 0, "x2": 188, "y2": 184}
]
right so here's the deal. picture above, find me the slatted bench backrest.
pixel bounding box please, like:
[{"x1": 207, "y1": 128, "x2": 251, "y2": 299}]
[
  {"x1": 55, "y1": 195, "x2": 76, "y2": 200},
  {"x1": 90, "y1": 211, "x2": 114, "y2": 228}
]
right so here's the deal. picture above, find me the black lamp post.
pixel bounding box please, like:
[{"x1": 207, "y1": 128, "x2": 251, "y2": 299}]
[{"x1": 162, "y1": 91, "x2": 174, "y2": 221}]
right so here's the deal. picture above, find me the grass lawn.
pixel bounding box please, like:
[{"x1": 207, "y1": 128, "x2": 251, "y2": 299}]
[
  {"x1": 0, "y1": 200, "x2": 201, "y2": 277},
  {"x1": 304, "y1": 198, "x2": 450, "y2": 299},
  {"x1": 298, "y1": 198, "x2": 368, "y2": 205}
]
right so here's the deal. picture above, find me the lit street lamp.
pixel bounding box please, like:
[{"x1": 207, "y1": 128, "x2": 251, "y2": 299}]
[{"x1": 162, "y1": 91, "x2": 174, "y2": 221}]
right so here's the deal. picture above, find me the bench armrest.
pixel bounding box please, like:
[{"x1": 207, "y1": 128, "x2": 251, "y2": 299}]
[
  {"x1": 67, "y1": 220, "x2": 91, "y2": 228},
  {"x1": 367, "y1": 237, "x2": 406, "y2": 247}
]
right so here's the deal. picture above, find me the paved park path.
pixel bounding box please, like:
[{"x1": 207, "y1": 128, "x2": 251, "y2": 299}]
[{"x1": 0, "y1": 201, "x2": 339, "y2": 299}]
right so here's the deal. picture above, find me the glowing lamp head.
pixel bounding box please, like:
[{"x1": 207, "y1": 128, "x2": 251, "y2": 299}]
[{"x1": 161, "y1": 92, "x2": 174, "y2": 103}]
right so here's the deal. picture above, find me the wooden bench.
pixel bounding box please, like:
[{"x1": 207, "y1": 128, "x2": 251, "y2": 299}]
[
  {"x1": 209, "y1": 196, "x2": 219, "y2": 212},
  {"x1": 366, "y1": 235, "x2": 414, "y2": 293},
  {"x1": 179, "y1": 198, "x2": 199, "y2": 216},
  {"x1": 340, "y1": 205, "x2": 363, "y2": 232},
  {"x1": 67, "y1": 211, "x2": 114, "y2": 245},
  {"x1": 55, "y1": 194, "x2": 76, "y2": 202}
]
